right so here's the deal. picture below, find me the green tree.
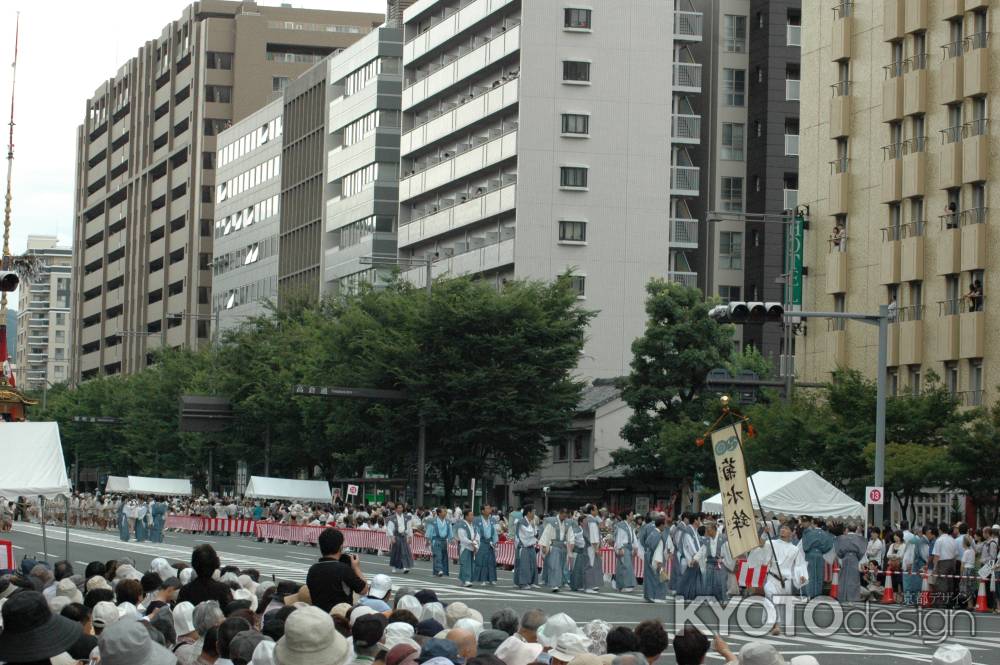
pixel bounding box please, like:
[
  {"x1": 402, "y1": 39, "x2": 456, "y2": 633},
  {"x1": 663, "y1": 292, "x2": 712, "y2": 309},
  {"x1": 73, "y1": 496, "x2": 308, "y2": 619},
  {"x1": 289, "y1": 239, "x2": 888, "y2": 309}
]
[{"x1": 943, "y1": 401, "x2": 1000, "y2": 524}]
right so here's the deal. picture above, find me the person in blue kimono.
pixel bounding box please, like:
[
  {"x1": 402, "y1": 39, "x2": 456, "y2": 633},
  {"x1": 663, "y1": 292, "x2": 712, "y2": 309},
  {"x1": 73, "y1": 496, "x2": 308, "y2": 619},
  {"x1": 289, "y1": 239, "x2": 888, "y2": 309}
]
[
  {"x1": 799, "y1": 517, "x2": 835, "y2": 598},
  {"x1": 427, "y1": 507, "x2": 453, "y2": 577},
  {"x1": 674, "y1": 512, "x2": 703, "y2": 601},
  {"x1": 694, "y1": 520, "x2": 731, "y2": 602},
  {"x1": 149, "y1": 498, "x2": 167, "y2": 543},
  {"x1": 569, "y1": 515, "x2": 589, "y2": 591},
  {"x1": 540, "y1": 509, "x2": 570, "y2": 592},
  {"x1": 472, "y1": 504, "x2": 498, "y2": 584},
  {"x1": 456, "y1": 508, "x2": 478, "y2": 587},
  {"x1": 902, "y1": 526, "x2": 930, "y2": 605},
  {"x1": 640, "y1": 514, "x2": 666, "y2": 602},
  {"x1": 513, "y1": 505, "x2": 539, "y2": 589},
  {"x1": 613, "y1": 511, "x2": 637, "y2": 592},
  {"x1": 134, "y1": 498, "x2": 149, "y2": 542}
]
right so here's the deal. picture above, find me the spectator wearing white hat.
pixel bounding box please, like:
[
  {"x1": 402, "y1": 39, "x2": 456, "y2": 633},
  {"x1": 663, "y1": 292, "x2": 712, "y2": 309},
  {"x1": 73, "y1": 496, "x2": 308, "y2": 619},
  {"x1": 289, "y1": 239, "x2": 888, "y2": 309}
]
[
  {"x1": 99, "y1": 616, "x2": 177, "y2": 665},
  {"x1": 495, "y1": 635, "x2": 544, "y2": 665},
  {"x1": 549, "y1": 633, "x2": 594, "y2": 665},
  {"x1": 536, "y1": 613, "x2": 581, "y2": 649},
  {"x1": 275, "y1": 605, "x2": 350, "y2": 665},
  {"x1": 92, "y1": 600, "x2": 121, "y2": 635},
  {"x1": 360, "y1": 574, "x2": 393, "y2": 612}
]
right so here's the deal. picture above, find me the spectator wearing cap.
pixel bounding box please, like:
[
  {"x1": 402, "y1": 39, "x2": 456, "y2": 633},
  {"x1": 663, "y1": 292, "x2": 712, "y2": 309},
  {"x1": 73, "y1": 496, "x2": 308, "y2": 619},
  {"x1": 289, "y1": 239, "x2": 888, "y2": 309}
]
[
  {"x1": 351, "y1": 613, "x2": 389, "y2": 665},
  {"x1": 537, "y1": 613, "x2": 581, "y2": 650},
  {"x1": 414, "y1": 589, "x2": 438, "y2": 605},
  {"x1": 230, "y1": 630, "x2": 272, "y2": 665},
  {"x1": 56, "y1": 577, "x2": 84, "y2": 605},
  {"x1": 416, "y1": 619, "x2": 445, "y2": 639},
  {"x1": 92, "y1": 600, "x2": 121, "y2": 635},
  {"x1": 549, "y1": 634, "x2": 594, "y2": 665},
  {"x1": 275, "y1": 605, "x2": 350, "y2": 665},
  {"x1": 360, "y1": 574, "x2": 393, "y2": 612},
  {"x1": 218, "y1": 616, "x2": 252, "y2": 665},
  {"x1": 0, "y1": 590, "x2": 82, "y2": 664},
  {"x1": 381, "y1": 621, "x2": 417, "y2": 651},
  {"x1": 671, "y1": 627, "x2": 708, "y2": 665},
  {"x1": 634, "y1": 622, "x2": 668, "y2": 665},
  {"x1": 173, "y1": 601, "x2": 198, "y2": 653},
  {"x1": 517, "y1": 609, "x2": 547, "y2": 644},
  {"x1": 489, "y1": 609, "x2": 518, "y2": 637},
  {"x1": 713, "y1": 637, "x2": 785, "y2": 665},
  {"x1": 445, "y1": 602, "x2": 470, "y2": 628},
  {"x1": 495, "y1": 635, "x2": 543, "y2": 665},
  {"x1": 98, "y1": 616, "x2": 177, "y2": 665},
  {"x1": 477, "y1": 630, "x2": 508, "y2": 657},
  {"x1": 387, "y1": 643, "x2": 420, "y2": 665},
  {"x1": 419, "y1": 638, "x2": 465, "y2": 664}
]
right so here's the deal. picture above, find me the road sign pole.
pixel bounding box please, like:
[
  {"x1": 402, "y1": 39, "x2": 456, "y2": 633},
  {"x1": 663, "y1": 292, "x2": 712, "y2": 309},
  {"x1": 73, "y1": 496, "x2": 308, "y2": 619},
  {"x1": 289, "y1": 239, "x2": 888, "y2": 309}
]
[
  {"x1": 874, "y1": 304, "x2": 888, "y2": 530},
  {"x1": 417, "y1": 415, "x2": 426, "y2": 508}
]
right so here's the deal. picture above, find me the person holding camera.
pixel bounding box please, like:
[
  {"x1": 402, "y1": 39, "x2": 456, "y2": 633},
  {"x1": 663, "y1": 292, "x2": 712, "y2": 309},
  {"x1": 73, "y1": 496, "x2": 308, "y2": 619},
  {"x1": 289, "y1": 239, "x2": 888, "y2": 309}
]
[{"x1": 307, "y1": 527, "x2": 369, "y2": 612}]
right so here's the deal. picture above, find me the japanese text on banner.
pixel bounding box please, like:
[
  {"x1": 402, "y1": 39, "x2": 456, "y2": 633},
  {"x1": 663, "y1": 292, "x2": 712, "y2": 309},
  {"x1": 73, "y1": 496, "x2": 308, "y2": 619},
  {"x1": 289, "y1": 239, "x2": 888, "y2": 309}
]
[{"x1": 710, "y1": 426, "x2": 759, "y2": 558}]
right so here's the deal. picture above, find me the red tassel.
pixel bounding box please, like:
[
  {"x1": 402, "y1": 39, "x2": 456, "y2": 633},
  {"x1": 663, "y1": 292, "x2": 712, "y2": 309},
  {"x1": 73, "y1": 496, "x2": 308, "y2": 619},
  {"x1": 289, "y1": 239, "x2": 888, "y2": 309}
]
[{"x1": 695, "y1": 437, "x2": 705, "y2": 447}]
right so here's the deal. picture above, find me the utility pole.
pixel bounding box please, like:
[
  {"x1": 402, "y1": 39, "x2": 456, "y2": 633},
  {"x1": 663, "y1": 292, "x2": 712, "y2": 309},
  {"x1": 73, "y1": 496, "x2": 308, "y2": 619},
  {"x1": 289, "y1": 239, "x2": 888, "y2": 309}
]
[{"x1": 358, "y1": 252, "x2": 437, "y2": 507}]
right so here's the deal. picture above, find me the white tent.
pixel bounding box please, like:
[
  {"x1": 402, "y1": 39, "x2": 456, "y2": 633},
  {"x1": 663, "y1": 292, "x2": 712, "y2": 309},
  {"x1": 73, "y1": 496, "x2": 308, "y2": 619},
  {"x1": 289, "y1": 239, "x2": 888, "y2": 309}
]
[
  {"x1": 105, "y1": 476, "x2": 129, "y2": 493},
  {"x1": 702, "y1": 470, "x2": 864, "y2": 519},
  {"x1": 104, "y1": 476, "x2": 191, "y2": 496},
  {"x1": 0, "y1": 422, "x2": 71, "y2": 500},
  {"x1": 245, "y1": 476, "x2": 332, "y2": 502}
]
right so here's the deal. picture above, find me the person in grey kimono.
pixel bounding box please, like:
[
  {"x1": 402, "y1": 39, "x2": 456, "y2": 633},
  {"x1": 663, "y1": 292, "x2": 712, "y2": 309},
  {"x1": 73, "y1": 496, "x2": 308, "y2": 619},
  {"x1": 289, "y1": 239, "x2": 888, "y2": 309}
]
[
  {"x1": 639, "y1": 514, "x2": 666, "y2": 602},
  {"x1": 694, "y1": 520, "x2": 731, "y2": 602},
  {"x1": 799, "y1": 517, "x2": 835, "y2": 598},
  {"x1": 387, "y1": 503, "x2": 413, "y2": 573},
  {"x1": 456, "y1": 508, "x2": 478, "y2": 587},
  {"x1": 540, "y1": 509, "x2": 569, "y2": 592},
  {"x1": 570, "y1": 515, "x2": 590, "y2": 592},
  {"x1": 513, "y1": 505, "x2": 540, "y2": 589},
  {"x1": 667, "y1": 518, "x2": 682, "y2": 593},
  {"x1": 561, "y1": 511, "x2": 578, "y2": 588},
  {"x1": 674, "y1": 512, "x2": 703, "y2": 601},
  {"x1": 472, "y1": 504, "x2": 498, "y2": 584},
  {"x1": 613, "y1": 511, "x2": 637, "y2": 592},
  {"x1": 835, "y1": 522, "x2": 867, "y2": 602},
  {"x1": 117, "y1": 498, "x2": 129, "y2": 542},
  {"x1": 584, "y1": 504, "x2": 604, "y2": 592}
]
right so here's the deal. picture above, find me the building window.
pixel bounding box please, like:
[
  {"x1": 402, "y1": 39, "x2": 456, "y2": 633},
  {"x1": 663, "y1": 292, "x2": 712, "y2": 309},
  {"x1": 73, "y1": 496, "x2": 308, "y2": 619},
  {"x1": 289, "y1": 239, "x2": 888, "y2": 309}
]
[
  {"x1": 563, "y1": 60, "x2": 591, "y2": 83},
  {"x1": 719, "y1": 285, "x2": 741, "y2": 304},
  {"x1": 272, "y1": 76, "x2": 290, "y2": 93},
  {"x1": 554, "y1": 439, "x2": 568, "y2": 462},
  {"x1": 55, "y1": 313, "x2": 66, "y2": 325},
  {"x1": 207, "y1": 52, "x2": 233, "y2": 70},
  {"x1": 559, "y1": 220, "x2": 587, "y2": 242},
  {"x1": 721, "y1": 123, "x2": 745, "y2": 160},
  {"x1": 719, "y1": 231, "x2": 743, "y2": 270},
  {"x1": 560, "y1": 166, "x2": 588, "y2": 189},
  {"x1": 721, "y1": 176, "x2": 744, "y2": 212},
  {"x1": 569, "y1": 275, "x2": 586, "y2": 297},
  {"x1": 572, "y1": 431, "x2": 589, "y2": 460},
  {"x1": 564, "y1": 8, "x2": 592, "y2": 29},
  {"x1": 561, "y1": 113, "x2": 590, "y2": 135},
  {"x1": 909, "y1": 366, "x2": 921, "y2": 396},
  {"x1": 945, "y1": 361, "x2": 959, "y2": 395},
  {"x1": 205, "y1": 85, "x2": 232, "y2": 103},
  {"x1": 724, "y1": 15, "x2": 747, "y2": 52},
  {"x1": 724, "y1": 69, "x2": 746, "y2": 106},
  {"x1": 341, "y1": 163, "x2": 380, "y2": 198}
]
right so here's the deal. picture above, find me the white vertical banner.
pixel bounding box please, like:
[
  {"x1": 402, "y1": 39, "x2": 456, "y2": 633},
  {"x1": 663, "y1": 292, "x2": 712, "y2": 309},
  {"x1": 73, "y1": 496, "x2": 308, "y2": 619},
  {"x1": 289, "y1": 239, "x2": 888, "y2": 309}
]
[{"x1": 710, "y1": 425, "x2": 759, "y2": 558}]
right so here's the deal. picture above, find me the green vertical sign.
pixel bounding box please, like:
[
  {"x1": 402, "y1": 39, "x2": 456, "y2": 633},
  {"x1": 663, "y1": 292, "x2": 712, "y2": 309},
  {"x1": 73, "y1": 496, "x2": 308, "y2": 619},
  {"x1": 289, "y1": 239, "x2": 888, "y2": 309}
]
[{"x1": 791, "y1": 214, "x2": 805, "y2": 307}]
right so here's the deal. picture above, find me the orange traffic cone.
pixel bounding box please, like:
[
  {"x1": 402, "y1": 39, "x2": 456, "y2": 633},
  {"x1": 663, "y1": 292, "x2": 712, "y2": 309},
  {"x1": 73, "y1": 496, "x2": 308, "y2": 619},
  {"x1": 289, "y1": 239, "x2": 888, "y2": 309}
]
[
  {"x1": 830, "y1": 561, "x2": 840, "y2": 599},
  {"x1": 976, "y1": 580, "x2": 989, "y2": 612},
  {"x1": 919, "y1": 573, "x2": 931, "y2": 608},
  {"x1": 881, "y1": 579, "x2": 895, "y2": 604}
]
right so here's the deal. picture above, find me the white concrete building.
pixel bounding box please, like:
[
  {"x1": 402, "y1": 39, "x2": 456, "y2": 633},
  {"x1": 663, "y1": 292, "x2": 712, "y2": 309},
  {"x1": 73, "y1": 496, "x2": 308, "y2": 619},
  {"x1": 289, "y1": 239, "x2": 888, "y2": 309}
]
[
  {"x1": 397, "y1": 0, "x2": 674, "y2": 380},
  {"x1": 15, "y1": 236, "x2": 73, "y2": 388}
]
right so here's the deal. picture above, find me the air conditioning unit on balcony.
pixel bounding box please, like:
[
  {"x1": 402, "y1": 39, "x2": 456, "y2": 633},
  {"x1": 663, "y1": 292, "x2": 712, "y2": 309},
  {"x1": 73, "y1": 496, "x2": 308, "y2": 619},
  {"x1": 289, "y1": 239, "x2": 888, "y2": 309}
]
[{"x1": 441, "y1": 247, "x2": 455, "y2": 257}]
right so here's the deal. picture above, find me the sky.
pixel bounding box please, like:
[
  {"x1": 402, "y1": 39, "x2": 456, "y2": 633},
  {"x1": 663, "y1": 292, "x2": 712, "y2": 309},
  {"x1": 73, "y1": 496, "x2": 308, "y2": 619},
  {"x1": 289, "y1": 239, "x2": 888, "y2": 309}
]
[{"x1": 0, "y1": 0, "x2": 384, "y2": 307}]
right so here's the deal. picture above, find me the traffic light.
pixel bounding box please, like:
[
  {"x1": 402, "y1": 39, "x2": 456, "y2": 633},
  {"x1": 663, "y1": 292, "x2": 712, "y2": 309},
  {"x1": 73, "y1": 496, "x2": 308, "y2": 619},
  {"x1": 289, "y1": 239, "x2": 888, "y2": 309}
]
[
  {"x1": 708, "y1": 301, "x2": 784, "y2": 324},
  {"x1": 0, "y1": 271, "x2": 17, "y2": 293}
]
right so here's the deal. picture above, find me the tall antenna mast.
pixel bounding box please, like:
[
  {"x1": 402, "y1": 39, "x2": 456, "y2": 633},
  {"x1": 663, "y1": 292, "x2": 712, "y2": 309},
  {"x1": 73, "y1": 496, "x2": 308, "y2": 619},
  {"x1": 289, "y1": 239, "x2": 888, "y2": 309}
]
[{"x1": 1, "y1": 12, "x2": 20, "y2": 298}]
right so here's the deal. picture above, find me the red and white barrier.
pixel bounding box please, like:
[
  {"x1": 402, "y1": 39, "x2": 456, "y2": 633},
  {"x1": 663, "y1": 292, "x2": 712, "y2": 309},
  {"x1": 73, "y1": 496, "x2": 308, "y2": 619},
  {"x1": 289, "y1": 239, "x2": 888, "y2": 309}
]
[
  {"x1": 0, "y1": 539, "x2": 13, "y2": 571},
  {"x1": 164, "y1": 515, "x2": 205, "y2": 531},
  {"x1": 202, "y1": 518, "x2": 256, "y2": 534}
]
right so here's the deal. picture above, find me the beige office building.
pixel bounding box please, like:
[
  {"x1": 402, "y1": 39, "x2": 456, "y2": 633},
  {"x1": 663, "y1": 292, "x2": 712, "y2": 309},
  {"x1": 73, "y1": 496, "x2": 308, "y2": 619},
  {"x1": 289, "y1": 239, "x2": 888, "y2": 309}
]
[
  {"x1": 70, "y1": 0, "x2": 382, "y2": 382},
  {"x1": 798, "y1": 0, "x2": 994, "y2": 405},
  {"x1": 15, "y1": 236, "x2": 73, "y2": 389}
]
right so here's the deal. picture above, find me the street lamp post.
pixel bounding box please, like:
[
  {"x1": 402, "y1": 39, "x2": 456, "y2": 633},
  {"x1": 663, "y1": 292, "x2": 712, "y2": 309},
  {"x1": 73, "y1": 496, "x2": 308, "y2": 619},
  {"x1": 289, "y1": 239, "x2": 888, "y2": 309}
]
[{"x1": 358, "y1": 253, "x2": 436, "y2": 507}]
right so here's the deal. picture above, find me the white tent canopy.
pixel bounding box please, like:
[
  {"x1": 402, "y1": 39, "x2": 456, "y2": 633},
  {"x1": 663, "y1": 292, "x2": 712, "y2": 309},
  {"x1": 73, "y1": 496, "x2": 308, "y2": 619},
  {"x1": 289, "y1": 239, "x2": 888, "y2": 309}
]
[
  {"x1": 0, "y1": 422, "x2": 71, "y2": 500},
  {"x1": 245, "y1": 476, "x2": 332, "y2": 502},
  {"x1": 104, "y1": 476, "x2": 192, "y2": 496},
  {"x1": 702, "y1": 470, "x2": 864, "y2": 519}
]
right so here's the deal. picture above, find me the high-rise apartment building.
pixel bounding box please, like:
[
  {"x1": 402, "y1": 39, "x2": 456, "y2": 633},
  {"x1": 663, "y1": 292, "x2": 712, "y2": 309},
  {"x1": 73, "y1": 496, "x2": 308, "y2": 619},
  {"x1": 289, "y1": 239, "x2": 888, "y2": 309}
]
[
  {"x1": 212, "y1": 98, "x2": 283, "y2": 332},
  {"x1": 397, "y1": 0, "x2": 674, "y2": 380},
  {"x1": 798, "y1": 0, "x2": 992, "y2": 405},
  {"x1": 70, "y1": 0, "x2": 383, "y2": 382},
  {"x1": 15, "y1": 236, "x2": 73, "y2": 388}
]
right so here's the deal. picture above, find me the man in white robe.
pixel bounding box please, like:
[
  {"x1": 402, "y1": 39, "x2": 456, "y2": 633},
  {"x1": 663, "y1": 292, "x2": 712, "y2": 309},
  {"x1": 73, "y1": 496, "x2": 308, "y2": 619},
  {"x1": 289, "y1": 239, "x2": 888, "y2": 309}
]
[{"x1": 751, "y1": 522, "x2": 808, "y2": 635}]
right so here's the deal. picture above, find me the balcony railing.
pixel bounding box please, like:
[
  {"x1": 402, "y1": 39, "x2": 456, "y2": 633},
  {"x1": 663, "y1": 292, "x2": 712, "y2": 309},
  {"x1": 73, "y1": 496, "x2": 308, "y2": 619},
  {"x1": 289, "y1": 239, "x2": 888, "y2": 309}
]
[
  {"x1": 960, "y1": 207, "x2": 988, "y2": 226},
  {"x1": 903, "y1": 136, "x2": 928, "y2": 154},
  {"x1": 671, "y1": 165, "x2": 700, "y2": 192},
  {"x1": 882, "y1": 142, "x2": 904, "y2": 160},
  {"x1": 831, "y1": 80, "x2": 851, "y2": 96},
  {"x1": 669, "y1": 218, "x2": 698, "y2": 246},
  {"x1": 958, "y1": 390, "x2": 985, "y2": 407},
  {"x1": 671, "y1": 114, "x2": 701, "y2": 141},
  {"x1": 783, "y1": 189, "x2": 798, "y2": 211},
  {"x1": 667, "y1": 271, "x2": 698, "y2": 288},
  {"x1": 674, "y1": 10, "x2": 703, "y2": 40},
  {"x1": 964, "y1": 118, "x2": 988, "y2": 137},
  {"x1": 902, "y1": 220, "x2": 925, "y2": 237},
  {"x1": 830, "y1": 157, "x2": 849, "y2": 174},
  {"x1": 938, "y1": 299, "x2": 963, "y2": 316},
  {"x1": 673, "y1": 62, "x2": 703, "y2": 90},
  {"x1": 881, "y1": 225, "x2": 902, "y2": 242},
  {"x1": 904, "y1": 52, "x2": 928, "y2": 72},
  {"x1": 787, "y1": 24, "x2": 801, "y2": 47},
  {"x1": 941, "y1": 125, "x2": 963, "y2": 144},
  {"x1": 883, "y1": 61, "x2": 904, "y2": 79},
  {"x1": 786, "y1": 79, "x2": 800, "y2": 101},
  {"x1": 942, "y1": 40, "x2": 964, "y2": 59},
  {"x1": 966, "y1": 31, "x2": 990, "y2": 51},
  {"x1": 832, "y1": 1, "x2": 854, "y2": 19},
  {"x1": 785, "y1": 134, "x2": 799, "y2": 156},
  {"x1": 894, "y1": 304, "x2": 924, "y2": 322},
  {"x1": 940, "y1": 212, "x2": 961, "y2": 230}
]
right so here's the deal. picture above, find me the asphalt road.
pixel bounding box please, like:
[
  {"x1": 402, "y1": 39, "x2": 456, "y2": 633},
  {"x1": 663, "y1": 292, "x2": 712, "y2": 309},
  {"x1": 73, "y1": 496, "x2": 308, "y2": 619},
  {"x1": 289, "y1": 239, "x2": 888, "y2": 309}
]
[{"x1": 7, "y1": 522, "x2": 1000, "y2": 665}]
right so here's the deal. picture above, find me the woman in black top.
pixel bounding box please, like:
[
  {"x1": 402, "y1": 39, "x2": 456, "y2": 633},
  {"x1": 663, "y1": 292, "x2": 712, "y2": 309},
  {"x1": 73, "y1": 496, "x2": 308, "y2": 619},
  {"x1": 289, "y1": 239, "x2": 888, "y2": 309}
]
[{"x1": 177, "y1": 544, "x2": 234, "y2": 607}]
